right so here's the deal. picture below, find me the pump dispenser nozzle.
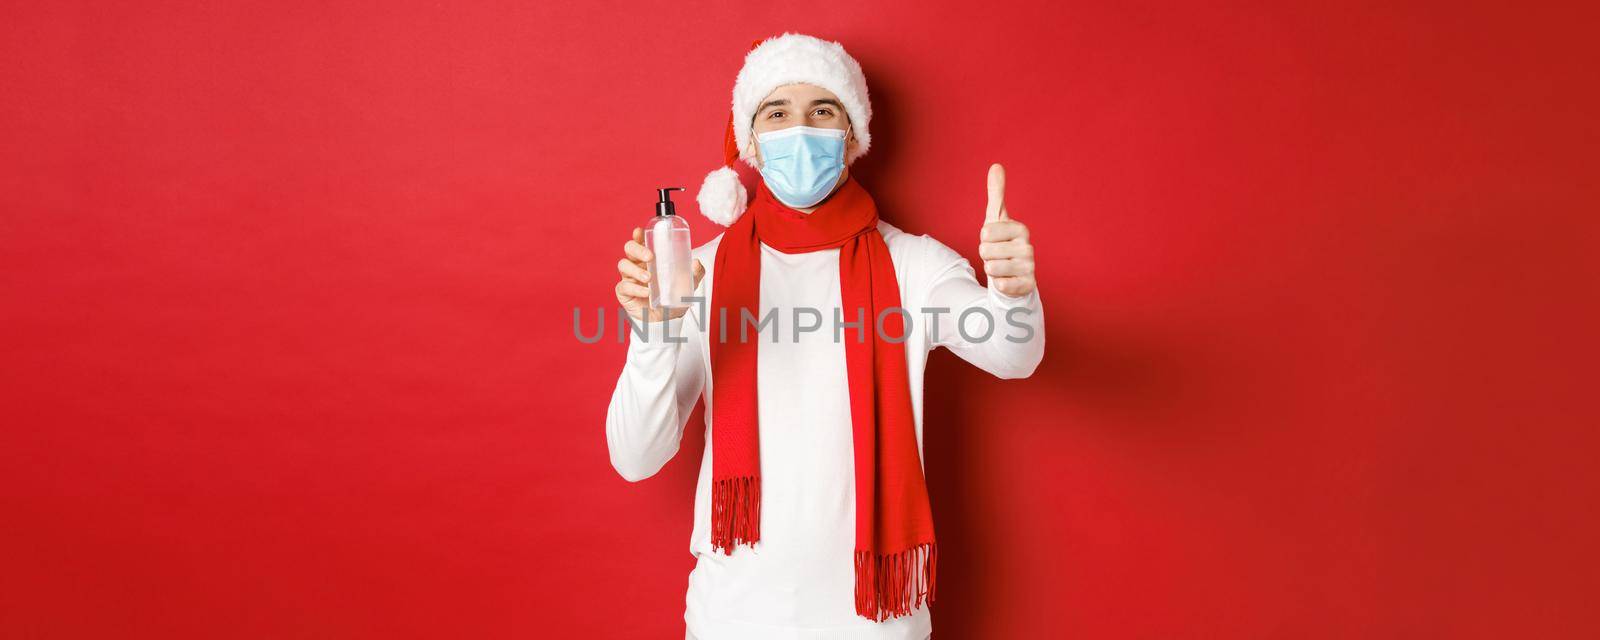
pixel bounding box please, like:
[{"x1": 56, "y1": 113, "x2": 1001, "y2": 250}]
[{"x1": 656, "y1": 187, "x2": 684, "y2": 217}]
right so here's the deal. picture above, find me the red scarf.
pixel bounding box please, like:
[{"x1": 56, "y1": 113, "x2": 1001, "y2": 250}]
[{"x1": 708, "y1": 173, "x2": 938, "y2": 621}]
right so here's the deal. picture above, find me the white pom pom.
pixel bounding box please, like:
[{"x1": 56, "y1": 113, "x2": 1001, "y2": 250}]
[{"x1": 696, "y1": 165, "x2": 748, "y2": 226}]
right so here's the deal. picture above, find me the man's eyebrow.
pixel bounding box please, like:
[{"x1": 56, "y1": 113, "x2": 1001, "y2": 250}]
[{"x1": 756, "y1": 98, "x2": 845, "y2": 113}]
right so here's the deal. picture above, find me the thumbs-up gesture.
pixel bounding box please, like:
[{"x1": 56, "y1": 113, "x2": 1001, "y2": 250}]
[{"x1": 979, "y1": 163, "x2": 1036, "y2": 298}]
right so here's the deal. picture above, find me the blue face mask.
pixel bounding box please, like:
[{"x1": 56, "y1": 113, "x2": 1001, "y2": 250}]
[{"x1": 755, "y1": 125, "x2": 850, "y2": 209}]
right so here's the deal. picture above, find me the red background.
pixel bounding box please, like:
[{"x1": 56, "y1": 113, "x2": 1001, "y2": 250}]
[{"x1": 3, "y1": 1, "x2": 1596, "y2": 638}]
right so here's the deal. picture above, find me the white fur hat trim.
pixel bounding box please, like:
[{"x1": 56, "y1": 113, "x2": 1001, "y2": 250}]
[{"x1": 696, "y1": 165, "x2": 748, "y2": 226}]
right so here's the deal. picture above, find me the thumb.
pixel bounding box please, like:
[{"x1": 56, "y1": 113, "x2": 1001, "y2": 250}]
[
  {"x1": 692, "y1": 258, "x2": 706, "y2": 287},
  {"x1": 985, "y1": 163, "x2": 1007, "y2": 223}
]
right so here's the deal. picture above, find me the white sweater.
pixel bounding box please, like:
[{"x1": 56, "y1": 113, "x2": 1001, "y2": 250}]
[{"x1": 605, "y1": 220, "x2": 1046, "y2": 640}]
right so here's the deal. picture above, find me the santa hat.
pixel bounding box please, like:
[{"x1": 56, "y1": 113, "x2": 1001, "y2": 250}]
[{"x1": 695, "y1": 33, "x2": 874, "y2": 226}]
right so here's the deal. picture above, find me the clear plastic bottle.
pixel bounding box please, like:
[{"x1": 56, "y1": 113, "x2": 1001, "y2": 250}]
[{"x1": 645, "y1": 187, "x2": 694, "y2": 310}]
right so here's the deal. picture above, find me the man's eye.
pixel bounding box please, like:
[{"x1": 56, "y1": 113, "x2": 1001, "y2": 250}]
[
  {"x1": 815, "y1": 108, "x2": 833, "y2": 117},
  {"x1": 767, "y1": 111, "x2": 785, "y2": 119}
]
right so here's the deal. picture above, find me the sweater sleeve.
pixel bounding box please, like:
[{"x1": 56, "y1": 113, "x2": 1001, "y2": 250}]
[
  {"x1": 604, "y1": 313, "x2": 706, "y2": 482},
  {"x1": 918, "y1": 237, "x2": 1046, "y2": 379}
]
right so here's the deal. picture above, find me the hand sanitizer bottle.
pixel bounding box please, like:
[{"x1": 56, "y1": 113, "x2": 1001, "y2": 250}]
[{"x1": 646, "y1": 187, "x2": 693, "y2": 310}]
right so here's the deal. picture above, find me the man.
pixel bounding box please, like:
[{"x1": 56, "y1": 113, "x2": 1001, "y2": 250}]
[{"x1": 605, "y1": 33, "x2": 1044, "y2": 640}]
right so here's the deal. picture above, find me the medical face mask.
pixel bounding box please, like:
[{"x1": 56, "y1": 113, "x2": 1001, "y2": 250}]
[{"x1": 754, "y1": 125, "x2": 849, "y2": 209}]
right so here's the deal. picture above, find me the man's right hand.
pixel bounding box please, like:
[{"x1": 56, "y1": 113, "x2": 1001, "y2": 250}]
[{"x1": 617, "y1": 227, "x2": 705, "y2": 322}]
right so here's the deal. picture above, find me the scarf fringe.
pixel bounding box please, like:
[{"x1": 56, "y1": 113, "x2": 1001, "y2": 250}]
[
  {"x1": 710, "y1": 475, "x2": 761, "y2": 553},
  {"x1": 854, "y1": 541, "x2": 938, "y2": 622}
]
